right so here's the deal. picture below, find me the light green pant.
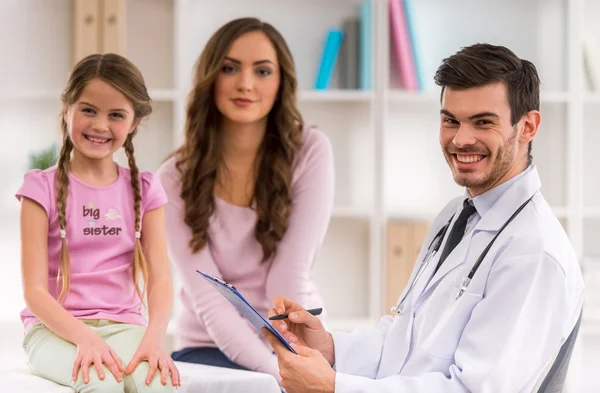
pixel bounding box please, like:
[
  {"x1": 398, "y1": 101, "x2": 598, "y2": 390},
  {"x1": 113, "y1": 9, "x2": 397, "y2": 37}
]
[{"x1": 23, "y1": 319, "x2": 177, "y2": 393}]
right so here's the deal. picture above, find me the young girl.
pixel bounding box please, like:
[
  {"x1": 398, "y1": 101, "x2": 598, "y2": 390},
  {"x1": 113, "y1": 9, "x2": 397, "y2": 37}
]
[
  {"x1": 16, "y1": 53, "x2": 180, "y2": 392},
  {"x1": 157, "y1": 17, "x2": 334, "y2": 382}
]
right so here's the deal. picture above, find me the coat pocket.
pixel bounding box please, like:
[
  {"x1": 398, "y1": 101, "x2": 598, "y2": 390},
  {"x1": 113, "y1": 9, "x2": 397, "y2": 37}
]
[{"x1": 419, "y1": 286, "x2": 483, "y2": 359}]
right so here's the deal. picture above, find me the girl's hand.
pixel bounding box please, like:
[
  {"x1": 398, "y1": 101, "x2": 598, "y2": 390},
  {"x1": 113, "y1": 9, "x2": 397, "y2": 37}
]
[
  {"x1": 72, "y1": 333, "x2": 125, "y2": 384},
  {"x1": 124, "y1": 338, "x2": 181, "y2": 386}
]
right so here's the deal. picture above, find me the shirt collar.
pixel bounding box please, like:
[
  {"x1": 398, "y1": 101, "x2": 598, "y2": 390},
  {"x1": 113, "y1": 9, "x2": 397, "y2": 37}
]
[{"x1": 463, "y1": 165, "x2": 533, "y2": 217}]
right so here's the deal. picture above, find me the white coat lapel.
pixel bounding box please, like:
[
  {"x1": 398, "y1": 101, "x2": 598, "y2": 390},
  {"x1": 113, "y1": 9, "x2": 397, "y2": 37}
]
[
  {"x1": 413, "y1": 232, "x2": 472, "y2": 311},
  {"x1": 408, "y1": 208, "x2": 461, "y2": 310}
]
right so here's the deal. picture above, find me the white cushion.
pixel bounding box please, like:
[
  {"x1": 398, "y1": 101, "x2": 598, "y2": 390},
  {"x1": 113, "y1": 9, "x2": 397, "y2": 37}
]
[
  {"x1": 0, "y1": 361, "x2": 280, "y2": 393},
  {"x1": 175, "y1": 362, "x2": 280, "y2": 393},
  {"x1": 0, "y1": 363, "x2": 72, "y2": 393},
  {"x1": 0, "y1": 321, "x2": 280, "y2": 393}
]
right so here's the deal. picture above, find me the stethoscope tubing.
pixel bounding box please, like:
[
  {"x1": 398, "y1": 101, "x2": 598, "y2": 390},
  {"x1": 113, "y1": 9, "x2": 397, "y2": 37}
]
[{"x1": 392, "y1": 195, "x2": 534, "y2": 314}]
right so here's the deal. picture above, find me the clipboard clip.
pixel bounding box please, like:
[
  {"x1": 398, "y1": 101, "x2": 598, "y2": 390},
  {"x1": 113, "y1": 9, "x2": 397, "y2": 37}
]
[{"x1": 205, "y1": 273, "x2": 237, "y2": 290}]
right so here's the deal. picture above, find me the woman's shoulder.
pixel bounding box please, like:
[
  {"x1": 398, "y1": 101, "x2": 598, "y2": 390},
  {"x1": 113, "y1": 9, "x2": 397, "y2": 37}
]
[
  {"x1": 155, "y1": 154, "x2": 182, "y2": 187},
  {"x1": 293, "y1": 124, "x2": 334, "y2": 174},
  {"x1": 153, "y1": 154, "x2": 187, "y2": 206},
  {"x1": 299, "y1": 124, "x2": 332, "y2": 152}
]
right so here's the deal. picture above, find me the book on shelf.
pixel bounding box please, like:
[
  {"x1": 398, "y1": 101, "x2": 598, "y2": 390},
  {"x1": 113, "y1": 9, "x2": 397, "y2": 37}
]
[
  {"x1": 315, "y1": 0, "x2": 372, "y2": 91},
  {"x1": 315, "y1": 29, "x2": 344, "y2": 90},
  {"x1": 73, "y1": 0, "x2": 126, "y2": 66},
  {"x1": 101, "y1": 0, "x2": 126, "y2": 55},
  {"x1": 389, "y1": 0, "x2": 424, "y2": 92},
  {"x1": 403, "y1": 0, "x2": 424, "y2": 90},
  {"x1": 385, "y1": 220, "x2": 430, "y2": 314},
  {"x1": 358, "y1": 0, "x2": 372, "y2": 90},
  {"x1": 73, "y1": 0, "x2": 100, "y2": 65},
  {"x1": 337, "y1": 18, "x2": 360, "y2": 90},
  {"x1": 583, "y1": 32, "x2": 600, "y2": 92}
]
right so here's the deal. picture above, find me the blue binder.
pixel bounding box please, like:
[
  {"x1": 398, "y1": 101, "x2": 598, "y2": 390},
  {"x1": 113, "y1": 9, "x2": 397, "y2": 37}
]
[
  {"x1": 359, "y1": 0, "x2": 372, "y2": 90},
  {"x1": 315, "y1": 29, "x2": 344, "y2": 90}
]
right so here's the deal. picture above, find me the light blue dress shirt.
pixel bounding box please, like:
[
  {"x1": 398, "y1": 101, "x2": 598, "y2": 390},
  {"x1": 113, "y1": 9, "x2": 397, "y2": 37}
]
[{"x1": 462, "y1": 165, "x2": 533, "y2": 235}]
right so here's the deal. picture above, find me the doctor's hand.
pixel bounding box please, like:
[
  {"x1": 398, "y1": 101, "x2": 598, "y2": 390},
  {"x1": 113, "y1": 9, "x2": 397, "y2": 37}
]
[
  {"x1": 262, "y1": 328, "x2": 335, "y2": 393},
  {"x1": 269, "y1": 296, "x2": 335, "y2": 366}
]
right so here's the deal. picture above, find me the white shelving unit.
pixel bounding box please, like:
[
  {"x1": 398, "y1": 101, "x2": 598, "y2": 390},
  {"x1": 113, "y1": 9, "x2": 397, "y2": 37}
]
[{"x1": 1, "y1": 0, "x2": 599, "y2": 367}]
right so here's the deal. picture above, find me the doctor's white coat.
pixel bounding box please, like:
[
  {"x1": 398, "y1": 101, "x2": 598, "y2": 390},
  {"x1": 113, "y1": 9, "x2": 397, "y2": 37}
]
[{"x1": 331, "y1": 167, "x2": 584, "y2": 393}]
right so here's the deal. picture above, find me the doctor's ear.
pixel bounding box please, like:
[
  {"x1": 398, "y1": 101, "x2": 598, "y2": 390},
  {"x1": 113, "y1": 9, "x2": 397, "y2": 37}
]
[{"x1": 519, "y1": 110, "x2": 541, "y2": 144}]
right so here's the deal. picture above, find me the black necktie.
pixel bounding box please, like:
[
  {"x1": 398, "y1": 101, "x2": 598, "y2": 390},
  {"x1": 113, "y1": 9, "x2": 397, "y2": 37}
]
[{"x1": 434, "y1": 199, "x2": 477, "y2": 274}]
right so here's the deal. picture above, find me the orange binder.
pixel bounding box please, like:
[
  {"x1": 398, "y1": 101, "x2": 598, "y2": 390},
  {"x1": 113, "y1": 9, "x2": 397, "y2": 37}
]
[
  {"x1": 73, "y1": 0, "x2": 100, "y2": 65},
  {"x1": 100, "y1": 0, "x2": 125, "y2": 55},
  {"x1": 73, "y1": 0, "x2": 125, "y2": 66},
  {"x1": 385, "y1": 220, "x2": 430, "y2": 314}
]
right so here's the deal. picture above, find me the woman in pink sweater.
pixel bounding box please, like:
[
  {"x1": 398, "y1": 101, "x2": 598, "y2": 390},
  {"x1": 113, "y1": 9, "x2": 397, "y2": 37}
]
[{"x1": 156, "y1": 18, "x2": 334, "y2": 382}]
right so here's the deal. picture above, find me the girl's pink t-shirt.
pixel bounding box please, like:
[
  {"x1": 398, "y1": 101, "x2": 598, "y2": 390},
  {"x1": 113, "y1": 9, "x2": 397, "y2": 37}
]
[{"x1": 15, "y1": 164, "x2": 168, "y2": 333}]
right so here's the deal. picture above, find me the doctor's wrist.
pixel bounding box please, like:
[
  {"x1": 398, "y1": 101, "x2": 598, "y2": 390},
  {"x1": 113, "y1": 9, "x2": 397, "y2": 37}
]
[{"x1": 323, "y1": 332, "x2": 335, "y2": 367}]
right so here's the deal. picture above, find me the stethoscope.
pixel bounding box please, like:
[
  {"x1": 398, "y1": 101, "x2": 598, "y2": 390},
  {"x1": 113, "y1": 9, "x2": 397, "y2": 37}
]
[{"x1": 391, "y1": 195, "x2": 534, "y2": 315}]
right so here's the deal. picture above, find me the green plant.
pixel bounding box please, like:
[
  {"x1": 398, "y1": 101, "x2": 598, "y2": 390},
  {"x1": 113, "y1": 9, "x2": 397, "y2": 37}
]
[{"x1": 29, "y1": 144, "x2": 59, "y2": 170}]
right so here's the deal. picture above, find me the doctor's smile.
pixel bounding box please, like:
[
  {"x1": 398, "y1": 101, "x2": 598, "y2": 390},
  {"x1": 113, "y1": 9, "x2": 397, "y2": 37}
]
[
  {"x1": 455, "y1": 154, "x2": 485, "y2": 164},
  {"x1": 449, "y1": 151, "x2": 489, "y2": 170}
]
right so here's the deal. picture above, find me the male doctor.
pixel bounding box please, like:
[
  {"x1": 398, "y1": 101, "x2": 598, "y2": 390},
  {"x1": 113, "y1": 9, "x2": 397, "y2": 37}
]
[{"x1": 262, "y1": 43, "x2": 585, "y2": 393}]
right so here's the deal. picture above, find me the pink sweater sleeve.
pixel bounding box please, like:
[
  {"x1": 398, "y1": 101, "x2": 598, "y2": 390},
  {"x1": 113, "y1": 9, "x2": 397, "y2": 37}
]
[
  {"x1": 264, "y1": 128, "x2": 335, "y2": 310},
  {"x1": 157, "y1": 162, "x2": 281, "y2": 380}
]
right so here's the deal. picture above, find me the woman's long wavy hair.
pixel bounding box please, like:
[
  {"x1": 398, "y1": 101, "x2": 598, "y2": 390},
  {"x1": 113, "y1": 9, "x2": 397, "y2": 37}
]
[
  {"x1": 173, "y1": 18, "x2": 304, "y2": 262},
  {"x1": 56, "y1": 53, "x2": 152, "y2": 304}
]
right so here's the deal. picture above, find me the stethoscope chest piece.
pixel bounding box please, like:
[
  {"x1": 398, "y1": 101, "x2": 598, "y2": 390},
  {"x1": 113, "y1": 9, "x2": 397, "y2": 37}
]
[{"x1": 456, "y1": 276, "x2": 471, "y2": 300}]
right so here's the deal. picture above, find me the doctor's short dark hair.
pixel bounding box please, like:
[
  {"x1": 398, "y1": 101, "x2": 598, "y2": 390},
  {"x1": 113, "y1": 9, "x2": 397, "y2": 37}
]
[{"x1": 434, "y1": 43, "x2": 540, "y2": 164}]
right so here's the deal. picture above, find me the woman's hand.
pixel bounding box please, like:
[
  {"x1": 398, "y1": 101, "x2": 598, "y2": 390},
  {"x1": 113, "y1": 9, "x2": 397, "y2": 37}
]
[
  {"x1": 72, "y1": 332, "x2": 125, "y2": 384},
  {"x1": 124, "y1": 337, "x2": 181, "y2": 387}
]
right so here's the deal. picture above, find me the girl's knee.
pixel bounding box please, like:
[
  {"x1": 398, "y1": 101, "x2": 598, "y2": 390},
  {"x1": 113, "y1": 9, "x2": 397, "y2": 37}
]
[
  {"x1": 127, "y1": 368, "x2": 177, "y2": 393},
  {"x1": 131, "y1": 379, "x2": 178, "y2": 393},
  {"x1": 74, "y1": 376, "x2": 124, "y2": 393}
]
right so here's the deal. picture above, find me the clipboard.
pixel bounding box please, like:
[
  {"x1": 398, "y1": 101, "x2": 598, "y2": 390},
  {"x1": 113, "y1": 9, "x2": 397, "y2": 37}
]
[{"x1": 196, "y1": 270, "x2": 297, "y2": 354}]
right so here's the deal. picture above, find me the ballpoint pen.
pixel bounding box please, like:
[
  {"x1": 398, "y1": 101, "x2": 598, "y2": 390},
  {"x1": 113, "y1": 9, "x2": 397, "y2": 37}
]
[{"x1": 268, "y1": 307, "x2": 323, "y2": 320}]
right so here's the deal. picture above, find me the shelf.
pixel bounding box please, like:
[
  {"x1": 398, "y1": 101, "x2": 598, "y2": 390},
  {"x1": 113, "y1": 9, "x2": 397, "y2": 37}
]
[
  {"x1": 0, "y1": 89, "x2": 61, "y2": 101},
  {"x1": 1, "y1": 88, "x2": 372, "y2": 103},
  {"x1": 582, "y1": 307, "x2": 600, "y2": 334},
  {"x1": 0, "y1": 88, "x2": 179, "y2": 102},
  {"x1": 585, "y1": 207, "x2": 600, "y2": 218},
  {"x1": 3, "y1": 88, "x2": 566, "y2": 106},
  {"x1": 332, "y1": 206, "x2": 371, "y2": 219},
  {"x1": 582, "y1": 322, "x2": 600, "y2": 336},
  {"x1": 299, "y1": 90, "x2": 374, "y2": 103},
  {"x1": 325, "y1": 317, "x2": 377, "y2": 332},
  {"x1": 552, "y1": 206, "x2": 568, "y2": 218},
  {"x1": 540, "y1": 91, "x2": 571, "y2": 103},
  {"x1": 585, "y1": 93, "x2": 600, "y2": 103},
  {"x1": 387, "y1": 90, "x2": 570, "y2": 104},
  {"x1": 386, "y1": 205, "x2": 568, "y2": 221},
  {"x1": 387, "y1": 90, "x2": 440, "y2": 104},
  {"x1": 149, "y1": 89, "x2": 181, "y2": 101},
  {"x1": 386, "y1": 208, "x2": 439, "y2": 221}
]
